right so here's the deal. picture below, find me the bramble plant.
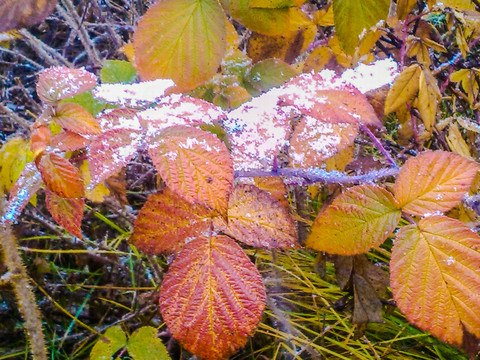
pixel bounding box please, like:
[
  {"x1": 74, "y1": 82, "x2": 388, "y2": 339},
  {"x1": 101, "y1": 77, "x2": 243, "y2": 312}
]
[{"x1": 2, "y1": 0, "x2": 480, "y2": 359}]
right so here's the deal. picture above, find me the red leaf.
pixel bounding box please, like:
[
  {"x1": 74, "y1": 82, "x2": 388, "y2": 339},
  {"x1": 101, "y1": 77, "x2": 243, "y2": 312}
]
[
  {"x1": 45, "y1": 189, "x2": 84, "y2": 238},
  {"x1": 50, "y1": 131, "x2": 90, "y2": 152},
  {"x1": 36, "y1": 152, "x2": 84, "y2": 198},
  {"x1": 36, "y1": 66, "x2": 97, "y2": 105},
  {"x1": 88, "y1": 128, "x2": 143, "y2": 186},
  {"x1": 54, "y1": 103, "x2": 101, "y2": 135},
  {"x1": 1, "y1": 163, "x2": 42, "y2": 225},
  {"x1": 148, "y1": 125, "x2": 233, "y2": 212},
  {"x1": 160, "y1": 235, "x2": 266, "y2": 360},
  {"x1": 30, "y1": 125, "x2": 52, "y2": 158},
  {"x1": 130, "y1": 188, "x2": 215, "y2": 254}
]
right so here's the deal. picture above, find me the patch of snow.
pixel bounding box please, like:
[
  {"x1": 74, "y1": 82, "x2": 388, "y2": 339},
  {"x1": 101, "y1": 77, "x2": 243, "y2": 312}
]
[{"x1": 341, "y1": 58, "x2": 399, "y2": 93}]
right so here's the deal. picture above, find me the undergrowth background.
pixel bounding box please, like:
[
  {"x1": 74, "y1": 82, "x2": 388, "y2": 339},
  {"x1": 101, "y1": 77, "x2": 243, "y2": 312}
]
[{"x1": 0, "y1": 0, "x2": 476, "y2": 359}]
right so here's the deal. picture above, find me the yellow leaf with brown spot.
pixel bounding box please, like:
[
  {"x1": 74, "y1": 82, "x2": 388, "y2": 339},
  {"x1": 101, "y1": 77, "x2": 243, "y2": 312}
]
[{"x1": 446, "y1": 122, "x2": 473, "y2": 160}]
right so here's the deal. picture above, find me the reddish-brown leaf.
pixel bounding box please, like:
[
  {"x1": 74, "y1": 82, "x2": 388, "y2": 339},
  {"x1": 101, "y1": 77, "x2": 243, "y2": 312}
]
[
  {"x1": 254, "y1": 176, "x2": 289, "y2": 210},
  {"x1": 279, "y1": 72, "x2": 381, "y2": 127},
  {"x1": 1, "y1": 163, "x2": 42, "y2": 225},
  {"x1": 97, "y1": 108, "x2": 141, "y2": 132},
  {"x1": 36, "y1": 152, "x2": 84, "y2": 198},
  {"x1": 30, "y1": 125, "x2": 52, "y2": 158},
  {"x1": 130, "y1": 188, "x2": 215, "y2": 254},
  {"x1": 220, "y1": 184, "x2": 298, "y2": 249},
  {"x1": 147, "y1": 125, "x2": 233, "y2": 212},
  {"x1": 391, "y1": 215, "x2": 480, "y2": 345},
  {"x1": 45, "y1": 189, "x2": 84, "y2": 238},
  {"x1": 394, "y1": 151, "x2": 480, "y2": 216},
  {"x1": 54, "y1": 103, "x2": 101, "y2": 135},
  {"x1": 36, "y1": 66, "x2": 97, "y2": 105},
  {"x1": 289, "y1": 115, "x2": 358, "y2": 168},
  {"x1": 0, "y1": 0, "x2": 59, "y2": 32},
  {"x1": 50, "y1": 131, "x2": 90, "y2": 152},
  {"x1": 88, "y1": 128, "x2": 143, "y2": 186},
  {"x1": 159, "y1": 235, "x2": 266, "y2": 360}
]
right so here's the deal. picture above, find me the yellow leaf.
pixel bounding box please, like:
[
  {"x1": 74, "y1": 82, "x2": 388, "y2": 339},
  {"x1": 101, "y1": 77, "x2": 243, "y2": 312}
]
[
  {"x1": 450, "y1": 68, "x2": 479, "y2": 106},
  {"x1": 396, "y1": 0, "x2": 417, "y2": 19},
  {"x1": 417, "y1": 67, "x2": 440, "y2": 131},
  {"x1": 313, "y1": 5, "x2": 334, "y2": 26},
  {"x1": 446, "y1": 122, "x2": 473, "y2": 160},
  {"x1": 0, "y1": 137, "x2": 30, "y2": 196},
  {"x1": 384, "y1": 64, "x2": 421, "y2": 114},
  {"x1": 442, "y1": 0, "x2": 476, "y2": 10},
  {"x1": 456, "y1": 26, "x2": 469, "y2": 60},
  {"x1": 80, "y1": 160, "x2": 110, "y2": 203},
  {"x1": 306, "y1": 184, "x2": 401, "y2": 255},
  {"x1": 390, "y1": 215, "x2": 480, "y2": 346}
]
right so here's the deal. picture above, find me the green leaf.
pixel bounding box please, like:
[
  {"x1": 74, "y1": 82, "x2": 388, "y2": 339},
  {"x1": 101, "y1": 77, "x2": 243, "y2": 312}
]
[
  {"x1": 60, "y1": 91, "x2": 107, "y2": 117},
  {"x1": 250, "y1": 0, "x2": 297, "y2": 8},
  {"x1": 127, "y1": 326, "x2": 171, "y2": 360},
  {"x1": 90, "y1": 326, "x2": 127, "y2": 360},
  {"x1": 100, "y1": 60, "x2": 138, "y2": 84},
  {"x1": 133, "y1": 0, "x2": 227, "y2": 91},
  {"x1": 245, "y1": 58, "x2": 297, "y2": 95},
  {"x1": 332, "y1": 0, "x2": 389, "y2": 54}
]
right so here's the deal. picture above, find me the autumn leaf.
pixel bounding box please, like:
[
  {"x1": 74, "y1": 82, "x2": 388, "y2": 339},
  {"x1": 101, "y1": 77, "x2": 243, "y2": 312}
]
[
  {"x1": 394, "y1": 151, "x2": 480, "y2": 216},
  {"x1": 254, "y1": 176, "x2": 289, "y2": 209},
  {"x1": 133, "y1": 0, "x2": 226, "y2": 91},
  {"x1": 384, "y1": 64, "x2": 421, "y2": 114},
  {"x1": 159, "y1": 235, "x2": 266, "y2": 360},
  {"x1": 0, "y1": 137, "x2": 31, "y2": 196},
  {"x1": 54, "y1": 103, "x2": 102, "y2": 135},
  {"x1": 90, "y1": 326, "x2": 127, "y2": 360},
  {"x1": 332, "y1": 0, "x2": 389, "y2": 54},
  {"x1": 396, "y1": 0, "x2": 417, "y2": 19},
  {"x1": 36, "y1": 67, "x2": 97, "y2": 105},
  {"x1": 245, "y1": 59, "x2": 297, "y2": 93},
  {"x1": 220, "y1": 184, "x2": 298, "y2": 249},
  {"x1": 88, "y1": 128, "x2": 143, "y2": 186},
  {"x1": 96, "y1": 108, "x2": 141, "y2": 132},
  {"x1": 45, "y1": 189, "x2": 84, "y2": 238},
  {"x1": 446, "y1": 122, "x2": 473, "y2": 160},
  {"x1": 126, "y1": 327, "x2": 171, "y2": 360},
  {"x1": 36, "y1": 152, "x2": 84, "y2": 198},
  {"x1": 147, "y1": 125, "x2": 233, "y2": 212},
  {"x1": 130, "y1": 188, "x2": 215, "y2": 254},
  {"x1": 30, "y1": 125, "x2": 52, "y2": 158},
  {"x1": 79, "y1": 160, "x2": 110, "y2": 203},
  {"x1": 306, "y1": 184, "x2": 401, "y2": 255},
  {"x1": 0, "y1": 0, "x2": 59, "y2": 32},
  {"x1": 50, "y1": 131, "x2": 90, "y2": 152},
  {"x1": 250, "y1": 0, "x2": 297, "y2": 8},
  {"x1": 390, "y1": 215, "x2": 480, "y2": 345},
  {"x1": 417, "y1": 68, "x2": 441, "y2": 131}
]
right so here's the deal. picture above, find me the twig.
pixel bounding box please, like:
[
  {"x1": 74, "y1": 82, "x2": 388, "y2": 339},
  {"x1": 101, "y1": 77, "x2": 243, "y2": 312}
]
[
  {"x1": 360, "y1": 124, "x2": 398, "y2": 167},
  {"x1": 18, "y1": 29, "x2": 71, "y2": 67},
  {"x1": 0, "y1": 102, "x2": 32, "y2": 131}
]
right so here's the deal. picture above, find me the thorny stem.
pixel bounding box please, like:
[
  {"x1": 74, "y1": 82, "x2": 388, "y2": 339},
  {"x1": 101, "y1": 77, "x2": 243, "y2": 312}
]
[
  {"x1": 18, "y1": 29, "x2": 71, "y2": 67},
  {"x1": 360, "y1": 124, "x2": 398, "y2": 167},
  {"x1": 0, "y1": 102, "x2": 32, "y2": 131},
  {"x1": 0, "y1": 199, "x2": 48, "y2": 360},
  {"x1": 234, "y1": 167, "x2": 399, "y2": 185}
]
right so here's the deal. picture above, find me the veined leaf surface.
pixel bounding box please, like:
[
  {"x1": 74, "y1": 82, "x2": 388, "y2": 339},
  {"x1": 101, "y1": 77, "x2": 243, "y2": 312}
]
[
  {"x1": 50, "y1": 131, "x2": 90, "y2": 152},
  {"x1": 131, "y1": 188, "x2": 215, "y2": 254},
  {"x1": 148, "y1": 126, "x2": 233, "y2": 212},
  {"x1": 54, "y1": 103, "x2": 101, "y2": 135},
  {"x1": 417, "y1": 68, "x2": 441, "y2": 131},
  {"x1": 222, "y1": 184, "x2": 298, "y2": 249},
  {"x1": 45, "y1": 190, "x2": 84, "y2": 238},
  {"x1": 384, "y1": 64, "x2": 421, "y2": 114},
  {"x1": 159, "y1": 235, "x2": 266, "y2": 360},
  {"x1": 394, "y1": 151, "x2": 480, "y2": 216},
  {"x1": 133, "y1": 0, "x2": 226, "y2": 91},
  {"x1": 390, "y1": 215, "x2": 480, "y2": 345},
  {"x1": 306, "y1": 184, "x2": 401, "y2": 255}
]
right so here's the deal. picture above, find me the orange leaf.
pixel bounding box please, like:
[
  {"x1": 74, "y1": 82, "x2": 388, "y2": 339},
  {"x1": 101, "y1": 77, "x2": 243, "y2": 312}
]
[
  {"x1": 254, "y1": 176, "x2": 289, "y2": 209},
  {"x1": 222, "y1": 184, "x2": 298, "y2": 249},
  {"x1": 30, "y1": 125, "x2": 52, "y2": 158},
  {"x1": 147, "y1": 125, "x2": 233, "y2": 212},
  {"x1": 54, "y1": 103, "x2": 101, "y2": 135},
  {"x1": 394, "y1": 151, "x2": 480, "y2": 216},
  {"x1": 88, "y1": 128, "x2": 143, "y2": 186},
  {"x1": 390, "y1": 215, "x2": 480, "y2": 345},
  {"x1": 279, "y1": 73, "x2": 381, "y2": 127},
  {"x1": 130, "y1": 188, "x2": 215, "y2": 254},
  {"x1": 45, "y1": 189, "x2": 84, "y2": 238},
  {"x1": 133, "y1": 0, "x2": 226, "y2": 91},
  {"x1": 289, "y1": 116, "x2": 358, "y2": 168},
  {"x1": 50, "y1": 131, "x2": 90, "y2": 152},
  {"x1": 0, "y1": 0, "x2": 59, "y2": 32},
  {"x1": 1, "y1": 163, "x2": 42, "y2": 225},
  {"x1": 36, "y1": 66, "x2": 97, "y2": 105},
  {"x1": 306, "y1": 184, "x2": 401, "y2": 255},
  {"x1": 36, "y1": 152, "x2": 84, "y2": 198},
  {"x1": 159, "y1": 235, "x2": 266, "y2": 360}
]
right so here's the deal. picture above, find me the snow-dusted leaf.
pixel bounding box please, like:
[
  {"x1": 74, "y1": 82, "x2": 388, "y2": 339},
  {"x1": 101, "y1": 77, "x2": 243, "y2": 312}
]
[
  {"x1": 133, "y1": 0, "x2": 226, "y2": 91},
  {"x1": 1, "y1": 163, "x2": 42, "y2": 225},
  {"x1": 279, "y1": 72, "x2": 381, "y2": 127},
  {"x1": 306, "y1": 184, "x2": 401, "y2": 255},
  {"x1": 130, "y1": 188, "x2": 215, "y2": 254},
  {"x1": 88, "y1": 128, "x2": 143, "y2": 186},
  {"x1": 50, "y1": 131, "x2": 90, "y2": 152},
  {"x1": 45, "y1": 189, "x2": 84, "y2": 238},
  {"x1": 391, "y1": 215, "x2": 480, "y2": 345},
  {"x1": 97, "y1": 108, "x2": 141, "y2": 132},
  {"x1": 221, "y1": 184, "x2": 298, "y2": 249},
  {"x1": 0, "y1": 0, "x2": 58, "y2": 32},
  {"x1": 139, "y1": 94, "x2": 226, "y2": 132},
  {"x1": 79, "y1": 160, "x2": 110, "y2": 203},
  {"x1": 54, "y1": 103, "x2": 101, "y2": 135},
  {"x1": 245, "y1": 59, "x2": 297, "y2": 94},
  {"x1": 36, "y1": 152, "x2": 84, "y2": 198},
  {"x1": 384, "y1": 64, "x2": 421, "y2": 114},
  {"x1": 93, "y1": 79, "x2": 175, "y2": 108},
  {"x1": 289, "y1": 116, "x2": 358, "y2": 168},
  {"x1": 36, "y1": 67, "x2": 97, "y2": 105},
  {"x1": 394, "y1": 151, "x2": 480, "y2": 216},
  {"x1": 147, "y1": 126, "x2": 233, "y2": 212},
  {"x1": 159, "y1": 235, "x2": 266, "y2": 360}
]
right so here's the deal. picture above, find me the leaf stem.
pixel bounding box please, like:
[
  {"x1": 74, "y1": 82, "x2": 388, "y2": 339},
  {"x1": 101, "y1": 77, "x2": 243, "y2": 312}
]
[{"x1": 360, "y1": 124, "x2": 398, "y2": 168}]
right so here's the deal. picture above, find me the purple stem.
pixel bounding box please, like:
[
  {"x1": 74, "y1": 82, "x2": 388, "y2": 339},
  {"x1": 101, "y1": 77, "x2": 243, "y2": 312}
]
[{"x1": 360, "y1": 124, "x2": 398, "y2": 168}]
